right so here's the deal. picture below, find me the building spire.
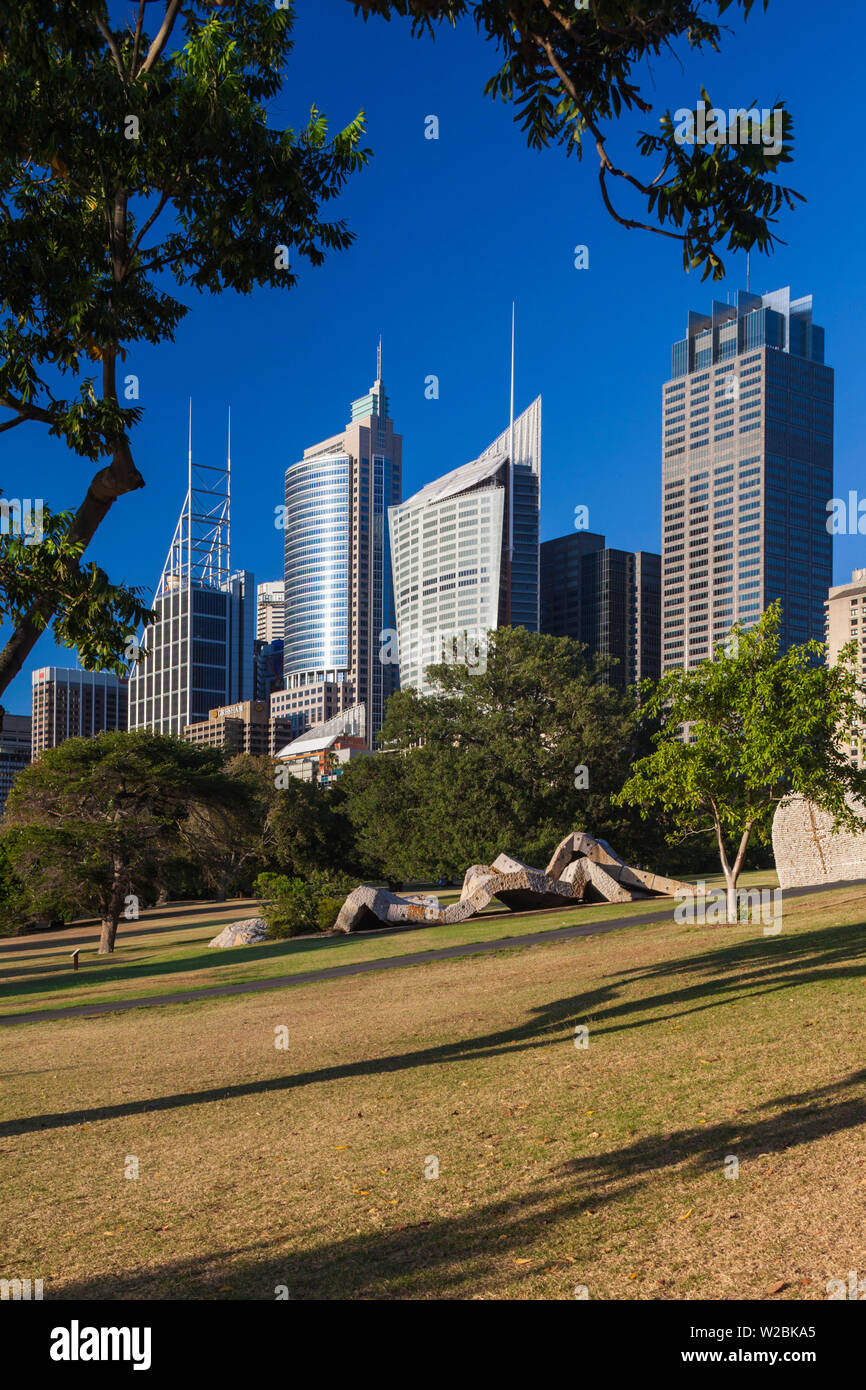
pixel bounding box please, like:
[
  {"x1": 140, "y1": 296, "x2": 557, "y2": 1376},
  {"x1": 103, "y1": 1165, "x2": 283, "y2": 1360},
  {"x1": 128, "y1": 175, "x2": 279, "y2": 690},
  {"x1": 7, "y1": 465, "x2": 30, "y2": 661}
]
[{"x1": 377, "y1": 334, "x2": 382, "y2": 383}]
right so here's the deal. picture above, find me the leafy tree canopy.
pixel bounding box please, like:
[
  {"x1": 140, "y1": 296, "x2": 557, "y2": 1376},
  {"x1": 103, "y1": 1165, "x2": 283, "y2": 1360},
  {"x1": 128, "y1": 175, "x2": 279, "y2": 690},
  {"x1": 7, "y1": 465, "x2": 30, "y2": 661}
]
[
  {"x1": 342, "y1": 625, "x2": 647, "y2": 881},
  {"x1": 2, "y1": 728, "x2": 253, "y2": 951},
  {"x1": 0, "y1": 0, "x2": 368, "y2": 696},
  {"x1": 615, "y1": 603, "x2": 866, "y2": 919},
  {"x1": 351, "y1": 0, "x2": 800, "y2": 279}
]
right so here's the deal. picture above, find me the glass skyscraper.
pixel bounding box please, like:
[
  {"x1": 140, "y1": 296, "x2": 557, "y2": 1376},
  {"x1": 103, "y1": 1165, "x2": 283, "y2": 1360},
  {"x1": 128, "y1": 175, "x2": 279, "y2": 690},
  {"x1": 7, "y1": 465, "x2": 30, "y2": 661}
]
[
  {"x1": 388, "y1": 397, "x2": 541, "y2": 694},
  {"x1": 280, "y1": 354, "x2": 402, "y2": 747},
  {"x1": 662, "y1": 287, "x2": 832, "y2": 671}
]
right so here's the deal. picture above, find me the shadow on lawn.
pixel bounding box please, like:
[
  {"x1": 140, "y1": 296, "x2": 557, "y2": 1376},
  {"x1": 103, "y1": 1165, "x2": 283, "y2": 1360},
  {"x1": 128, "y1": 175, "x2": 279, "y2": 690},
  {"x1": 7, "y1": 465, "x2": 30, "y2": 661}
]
[
  {"x1": 0, "y1": 935, "x2": 353, "y2": 1001},
  {"x1": 47, "y1": 1065, "x2": 866, "y2": 1302},
  {"x1": 40, "y1": 1177, "x2": 616, "y2": 1301},
  {"x1": 38, "y1": 1064, "x2": 866, "y2": 1303},
  {"x1": 5, "y1": 919, "x2": 866, "y2": 1142}
]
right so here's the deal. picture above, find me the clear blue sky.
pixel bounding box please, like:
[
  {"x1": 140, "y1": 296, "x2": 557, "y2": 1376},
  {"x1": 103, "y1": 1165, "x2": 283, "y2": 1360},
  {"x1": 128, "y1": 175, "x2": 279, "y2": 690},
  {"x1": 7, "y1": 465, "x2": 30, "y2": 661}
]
[{"x1": 3, "y1": 0, "x2": 865, "y2": 715}]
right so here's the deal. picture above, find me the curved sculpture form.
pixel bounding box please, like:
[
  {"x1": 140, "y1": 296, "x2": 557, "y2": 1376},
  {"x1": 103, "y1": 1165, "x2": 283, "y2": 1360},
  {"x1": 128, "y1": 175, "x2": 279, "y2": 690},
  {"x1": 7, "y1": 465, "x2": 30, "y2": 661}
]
[{"x1": 333, "y1": 832, "x2": 695, "y2": 934}]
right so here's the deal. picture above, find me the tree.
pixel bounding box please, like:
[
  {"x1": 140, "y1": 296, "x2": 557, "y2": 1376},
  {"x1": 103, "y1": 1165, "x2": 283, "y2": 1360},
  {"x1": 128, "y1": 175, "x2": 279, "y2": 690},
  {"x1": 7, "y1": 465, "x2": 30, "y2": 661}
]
[
  {"x1": 341, "y1": 626, "x2": 645, "y2": 882},
  {"x1": 181, "y1": 752, "x2": 276, "y2": 899},
  {"x1": 352, "y1": 0, "x2": 800, "y2": 278},
  {"x1": 0, "y1": 1, "x2": 368, "y2": 696},
  {"x1": 2, "y1": 730, "x2": 250, "y2": 952},
  {"x1": 614, "y1": 604, "x2": 866, "y2": 923}
]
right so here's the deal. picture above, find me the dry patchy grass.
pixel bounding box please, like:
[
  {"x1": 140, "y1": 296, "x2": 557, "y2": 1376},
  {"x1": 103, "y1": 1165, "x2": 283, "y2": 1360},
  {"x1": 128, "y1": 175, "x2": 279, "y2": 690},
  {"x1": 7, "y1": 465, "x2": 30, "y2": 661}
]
[{"x1": 2, "y1": 881, "x2": 865, "y2": 1301}]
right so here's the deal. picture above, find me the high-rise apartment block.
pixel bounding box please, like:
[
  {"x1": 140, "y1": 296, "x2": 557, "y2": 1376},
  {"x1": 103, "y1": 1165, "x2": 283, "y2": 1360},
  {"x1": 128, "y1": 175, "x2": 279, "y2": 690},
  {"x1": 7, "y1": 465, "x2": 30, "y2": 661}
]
[
  {"x1": 31, "y1": 667, "x2": 128, "y2": 757},
  {"x1": 256, "y1": 580, "x2": 285, "y2": 643},
  {"x1": 282, "y1": 353, "x2": 401, "y2": 745},
  {"x1": 0, "y1": 714, "x2": 31, "y2": 816},
  {"x1": 540, "y1": 534, "x2": 660, "y2": 687},
  {"x1": 129, "y1": 445, "x2": 255, "y2": 735},
  {"x1": 662, "y1": 288, "x2": 832, "y2": 672},
  {"x1": 825, "y1": 569, "x2": 866, "y2": 769},
  {"x1": 388, "y1": 398, "x2": 541, "y2": 694}
]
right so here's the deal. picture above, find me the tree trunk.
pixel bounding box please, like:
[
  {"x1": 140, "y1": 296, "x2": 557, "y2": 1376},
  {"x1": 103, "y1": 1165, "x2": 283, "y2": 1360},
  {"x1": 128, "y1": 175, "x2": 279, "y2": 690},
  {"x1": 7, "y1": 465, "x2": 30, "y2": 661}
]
[
  {"x1": 99, "y1": 851, "x2": 128, "y2": 953},
  {"x1": 724, "y1": 872, "x2": 738, "y2": 926},
  {"x1": 99, "y1": 913, "x2": 120, "y2": 954}
]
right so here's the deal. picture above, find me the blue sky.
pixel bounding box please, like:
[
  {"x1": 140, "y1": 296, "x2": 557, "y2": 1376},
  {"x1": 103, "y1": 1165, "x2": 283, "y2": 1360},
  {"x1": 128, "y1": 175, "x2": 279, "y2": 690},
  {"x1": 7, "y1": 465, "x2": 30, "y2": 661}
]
[{"x1": 3, "y1": 0, "x2": 865, "y2": 714}]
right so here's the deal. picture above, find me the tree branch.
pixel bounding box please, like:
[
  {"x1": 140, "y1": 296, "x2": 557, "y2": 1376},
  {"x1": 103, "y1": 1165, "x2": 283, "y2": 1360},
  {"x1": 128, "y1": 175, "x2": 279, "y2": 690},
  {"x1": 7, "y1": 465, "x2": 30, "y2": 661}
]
[
  {"x1": 93, "y1": 12, "x2": 127, "y2": 82},
  {"x1": 140, "y1": 0, "x2": 184, "y2": 75}
]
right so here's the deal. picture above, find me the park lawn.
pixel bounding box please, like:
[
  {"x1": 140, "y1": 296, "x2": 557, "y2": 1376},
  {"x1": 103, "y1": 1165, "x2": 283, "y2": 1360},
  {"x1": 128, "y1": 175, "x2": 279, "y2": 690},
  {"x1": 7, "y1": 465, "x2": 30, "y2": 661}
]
[
  {"x1": 0, "y1": 871, "x2": 780, "y2": 1018},
  {"x1": 2, "y1": 878, "x2": 865, "y2": 1300}
]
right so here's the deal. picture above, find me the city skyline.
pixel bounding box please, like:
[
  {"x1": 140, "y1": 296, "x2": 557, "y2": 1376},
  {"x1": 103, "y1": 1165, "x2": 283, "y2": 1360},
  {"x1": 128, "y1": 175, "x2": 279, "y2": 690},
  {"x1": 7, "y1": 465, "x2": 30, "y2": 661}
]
[{"x1": 2, "y1": 0, "x2": 866, "y2": 714}]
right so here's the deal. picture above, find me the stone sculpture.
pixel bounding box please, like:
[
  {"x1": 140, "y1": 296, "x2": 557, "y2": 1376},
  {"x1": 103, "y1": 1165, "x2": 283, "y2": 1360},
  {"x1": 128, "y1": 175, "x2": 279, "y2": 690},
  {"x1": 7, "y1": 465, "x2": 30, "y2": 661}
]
[
  {"x1": 332, "y1": 832, "x2": 696, "y2": 934},
  {"x1": 772, "y1": 793, "x2": 866, "y2": 890}
]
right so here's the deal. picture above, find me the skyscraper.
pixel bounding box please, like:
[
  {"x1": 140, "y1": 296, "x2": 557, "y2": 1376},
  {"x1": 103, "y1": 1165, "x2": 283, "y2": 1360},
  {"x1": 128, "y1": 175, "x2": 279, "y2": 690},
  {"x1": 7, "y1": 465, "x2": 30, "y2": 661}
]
[
  {"x1": 256, "y1": 580, "x2": 285, "y2": 642},
  {"x1": 31, "y1": 667, "x2": 128, "y2": 756},
  {"x1": 128, "y1": 421, "x2": 255, "y2": 735},
  {"x1": 389, "y1": 397, "x2": 541, "y2": 694},
  {"x1": 662, "y1": 287, "x2": 832, "y2": 672},
  {"x1": 540, "y1": 535, "x2": 660, "y2": 688},
  {"x1": 0, "y1": 714, "x2": 31, "y2": 817},
  {"x1": 540, "y1": 530, "x2": 606, "y2": 641},
  {"x1": 280, "y1": 348, "x2": 402, "y2": 746}
]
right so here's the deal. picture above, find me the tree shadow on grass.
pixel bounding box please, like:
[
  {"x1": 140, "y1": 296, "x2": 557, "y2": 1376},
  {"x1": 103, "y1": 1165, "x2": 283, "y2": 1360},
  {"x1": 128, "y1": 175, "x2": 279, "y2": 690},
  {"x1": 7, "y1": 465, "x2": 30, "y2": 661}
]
[
  {"x1": 6, "y1": 919, "x2": 866, "y2": 1140},
  {"x1": 0, "y1": 936, "x2": 355, "y2": 1003},
  {"x1": 39, "y1": 1067, "x2": 866, "y2": 1302}
]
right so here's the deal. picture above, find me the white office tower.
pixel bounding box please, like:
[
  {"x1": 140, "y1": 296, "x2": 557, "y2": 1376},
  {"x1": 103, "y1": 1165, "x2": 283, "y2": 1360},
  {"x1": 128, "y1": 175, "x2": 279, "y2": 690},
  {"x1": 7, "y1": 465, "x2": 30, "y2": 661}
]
[{"x1": 388, "y1": 396, "x2": 541, "y2": 694}]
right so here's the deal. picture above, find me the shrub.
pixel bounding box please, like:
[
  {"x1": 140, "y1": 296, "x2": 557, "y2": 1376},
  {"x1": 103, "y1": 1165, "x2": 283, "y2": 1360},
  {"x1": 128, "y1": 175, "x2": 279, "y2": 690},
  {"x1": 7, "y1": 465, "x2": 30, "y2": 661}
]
[
  {"x1": 255, "y1": 870, "x2": 353, "y2": 939},
  {"x1": 316, "y1": 895, "x2": 345, "y2": 932}
]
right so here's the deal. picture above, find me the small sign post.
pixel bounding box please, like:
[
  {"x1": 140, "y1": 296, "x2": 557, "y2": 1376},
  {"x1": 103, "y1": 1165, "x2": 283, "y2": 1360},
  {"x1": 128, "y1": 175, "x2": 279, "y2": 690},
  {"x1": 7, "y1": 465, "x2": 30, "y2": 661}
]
[{"x1": 71, "y1": 949, "x2": 80, "y2": 972}]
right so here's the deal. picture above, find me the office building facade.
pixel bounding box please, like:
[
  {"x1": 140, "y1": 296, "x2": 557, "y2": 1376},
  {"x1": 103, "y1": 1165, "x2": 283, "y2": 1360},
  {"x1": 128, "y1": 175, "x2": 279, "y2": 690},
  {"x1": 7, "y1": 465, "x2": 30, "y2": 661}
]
[
  {"x1": 183, "y1": 699, "x2": 273, "y2": 757},
  {"x1": 662, "y1": 287, "x2": 832, "y2": 671},
  {"x1": 254, "y1": 637, "x2": 285, "y2": 702},
  {"x1": 31, "y1": 667, "x2": 128, "y2": 757},
  {"x1": 541, "y1": 536, "x2": 660, "y2": 688},
  {"x1": 129, "y1": 449, "x2": 255, "y2": 735},
  {"x1": 256, "y1": 580, "x2": 285, "y2": 643},
  {"x1": 283, "y1": 354, "x2": 402, "y2": 745},
  {"x1": 388, "y1": 397, "x2": 541, "y2": 694},
  {"x1": 540, "y1": 530, "x2": 606, "y2": 642},
  {"x1": 0, "y1": 714, "x2": 32, "y2": 816}
]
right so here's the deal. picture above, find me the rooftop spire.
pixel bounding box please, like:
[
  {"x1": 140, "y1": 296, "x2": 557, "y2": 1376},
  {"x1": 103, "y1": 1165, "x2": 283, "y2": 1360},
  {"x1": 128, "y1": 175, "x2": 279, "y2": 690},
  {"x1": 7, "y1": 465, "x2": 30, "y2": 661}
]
[{"x1": 376, "y1": 334, "x2": 382, "y2": 382}]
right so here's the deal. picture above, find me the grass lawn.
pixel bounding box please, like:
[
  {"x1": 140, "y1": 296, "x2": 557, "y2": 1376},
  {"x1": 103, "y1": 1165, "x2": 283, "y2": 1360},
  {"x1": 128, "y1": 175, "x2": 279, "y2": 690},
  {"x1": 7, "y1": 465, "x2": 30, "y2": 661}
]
[
  {"x1": 0, "y1": 870, "x2": 776, "y2": 1017},
  {"x1": 2, "y1": 875, "x2": 866, "y2": 1300}
]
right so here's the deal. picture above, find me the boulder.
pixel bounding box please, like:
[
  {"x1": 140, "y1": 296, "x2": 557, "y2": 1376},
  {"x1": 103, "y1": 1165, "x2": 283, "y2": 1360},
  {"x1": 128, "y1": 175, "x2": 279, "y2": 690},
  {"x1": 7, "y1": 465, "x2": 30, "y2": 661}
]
[{"x1": 208, "y1": 917, "x2": 268, "y2": 948}]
